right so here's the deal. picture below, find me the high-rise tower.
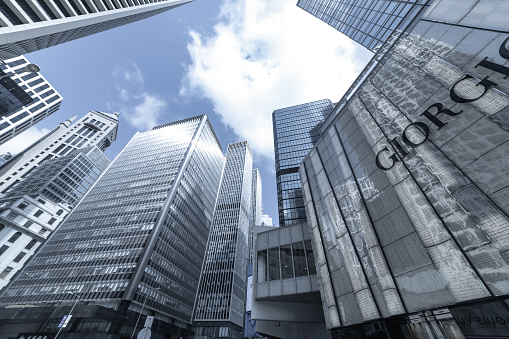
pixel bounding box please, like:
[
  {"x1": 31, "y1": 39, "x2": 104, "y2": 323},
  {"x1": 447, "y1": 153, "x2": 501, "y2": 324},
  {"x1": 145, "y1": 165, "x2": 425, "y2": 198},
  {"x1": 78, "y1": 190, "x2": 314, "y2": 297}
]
[
  {"x1": 0, "y1": 110, "x2": 118, "y2": 194},
  {"x1": 0, "y1": 0, "x2": 193, "y2": 59},
  {"x1": 0, "y1": 146, "x2": 110, "y2": 290},
  {"x1": 0, "y1": 55, "x2": 62, "y2": 145},
  {"x1": 296, "y1": 0, "x2": 429, "y2": 51},
  {"x1": 272, "y1": 99, "x2": 333, "y2": 227},
  {"x1": 0, "y1": 115, "x2": 224, "y2": 338},
  {"x1": 194, "y1": 141, "x2": 253, "y2": 339}
]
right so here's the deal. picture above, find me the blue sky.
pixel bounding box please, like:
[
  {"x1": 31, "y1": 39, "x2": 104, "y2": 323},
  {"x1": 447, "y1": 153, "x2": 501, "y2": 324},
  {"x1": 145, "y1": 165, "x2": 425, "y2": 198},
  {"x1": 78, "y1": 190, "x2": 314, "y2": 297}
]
[{"x1": 0, "y1": 0, "x2": 372, "y2": 226}]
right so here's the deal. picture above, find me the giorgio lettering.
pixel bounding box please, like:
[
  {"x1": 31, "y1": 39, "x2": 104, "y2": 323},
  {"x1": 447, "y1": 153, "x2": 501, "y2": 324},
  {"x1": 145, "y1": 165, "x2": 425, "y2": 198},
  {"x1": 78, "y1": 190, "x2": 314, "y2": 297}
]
[{"x1": 375, "y1": 35, "x2": 509, "y2": 170}]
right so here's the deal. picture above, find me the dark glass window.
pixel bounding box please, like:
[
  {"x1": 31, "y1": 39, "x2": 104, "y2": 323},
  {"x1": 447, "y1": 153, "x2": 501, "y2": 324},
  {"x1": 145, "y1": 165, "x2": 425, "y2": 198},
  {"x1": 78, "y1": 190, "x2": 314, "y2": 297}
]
[
  {"x1": 280, "y1": 244, "x2": 294, "y2": 279},
  {"x1": 292, "y1": 241, "x2": 308, "y2": 277},
  {"x1": 8, "y1": 232, "x2": 22, "y2": 243},
  {"x1": 0, "y1": 3, "x2": 23, "y2": 25},
  {"x1": 48, "y1": 217, "x2": 56, "y2": 225},
  {"x1": 13, "y1": 252, "x2": 26, "y2": 262},
  {"x1": 268, "y1": 247, "x2": 280, "y2": 281},
  {"x1": 25, "y1": 239, "x2": 37, "y2": 250},
  {"x1": 17, "y1": 202, "x2": 28, "y2": 210},
  {"x1": 0, "y1": 245, "x2": 9, "y2": 256},
  {"x1": 33, "y1": 209, "x2": 43, "y2": 217},
  {"x1": 304, "y1": 240, "x2": 316, "y2": 275},
  {"x1": 257, "y1": 249, "x2": 267, "y2": 282}
]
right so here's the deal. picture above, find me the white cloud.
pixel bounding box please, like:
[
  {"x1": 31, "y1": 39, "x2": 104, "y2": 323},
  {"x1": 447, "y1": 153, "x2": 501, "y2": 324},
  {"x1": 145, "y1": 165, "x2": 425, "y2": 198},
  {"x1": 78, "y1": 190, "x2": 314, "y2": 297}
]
[
  {"x1": 110, "y1": 61, "x2": 168, "y2": 130},
  {"x1": 0, "y1": 126, "x2": 51, "y2": 155},
  {"x1": 180, "y1": 0, "x2": 370, "y2": 159},
  {"x1": 125, "y1": 93, "x2": 167, "y2": 131},
  {"x1": 114, "y1": 61, "x2": 144, "y2": 87}
]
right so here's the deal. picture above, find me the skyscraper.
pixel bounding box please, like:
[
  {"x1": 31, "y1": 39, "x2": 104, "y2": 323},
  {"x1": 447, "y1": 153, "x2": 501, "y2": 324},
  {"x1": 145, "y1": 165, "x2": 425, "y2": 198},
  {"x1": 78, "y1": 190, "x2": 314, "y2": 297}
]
[
  {"x1": 194, "y1": 141, "x2": 253, "y2": 339},
  {"x1": 0, "y1": 110, "x2": 118, "y2": 194},
  {"x1": 296, "y1": 0, "x2": 430, "y2": 51},
  {"x1": 272, "y1": 99, "x2": 333, "y2": 227},
  {"x1": 0, "y1": 115, "x2": 224, "y2": 338},
  {"x1": 249, "y1": 168, "x2": 262, "y2": 260},
  {"x1": 0, "y1": 0, "x2": 193, "y2": 59},
  {"x1": 299, "y1": 0, "x2": 509, "y2": 337},
  {"x1": 0, "y1": 55, "x2": 62, "y2": 145},
  {"x1": 0, "y1": 146, "x2": 110, "y2": 289}
]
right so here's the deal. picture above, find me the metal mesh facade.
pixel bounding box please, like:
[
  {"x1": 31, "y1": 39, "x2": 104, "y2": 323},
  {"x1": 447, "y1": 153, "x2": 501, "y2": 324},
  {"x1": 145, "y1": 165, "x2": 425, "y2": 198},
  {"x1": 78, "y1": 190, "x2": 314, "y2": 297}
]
[
  {"x1": 194, "y1": 141, "x2": 253, "y2": 329},
  {"x1": 0, "y1": 0, "x2": 192, "y2": 59},
  {"x1": 296, "y1": 0, "x2": 428, "y2": 51},
  {"x1": 299, "y1": 0, "x2": 509, "y2": 332},
  {"x1": 0, "y1": 115, "x2": 225, "y2": 326},
  {"x1": 273, "y1": 99, "x2": 333, "y2": 227}
]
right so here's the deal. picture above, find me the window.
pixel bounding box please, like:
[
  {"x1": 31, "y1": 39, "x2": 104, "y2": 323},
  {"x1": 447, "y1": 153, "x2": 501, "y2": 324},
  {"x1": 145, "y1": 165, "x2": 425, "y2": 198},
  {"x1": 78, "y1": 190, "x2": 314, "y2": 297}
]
[
  {"x1": 0, "y1": 224, "x2": 4, "y2": 232},
  {"x1": 56, "y1": 209, "x2": 63, "y2": 216},
  {"x1": 25, "y1": 239, "x2": 37, "y2": 250},
  {"x1": 23, "y1": 220, "x2": 33, "y2": 228},
  {"x1": 34, "y1": 209, "x2": 43, "y2": 217},
  {"x1": 13, "y1": 252, "x2": 26, "y2": 263},
  {"x1": 48, "y1": 217, "x2": 56, "y2": 225},
  {"x1": 37, "y1": 199, "x2": 46, "y2": 205},
  {"x1": 8, "y1": 232, "x2": 21, "y2": 243},
  {"x1": 0, "y1": 245, "x2": 9, "y2": 256},
  {"x1": 0, "y1": 267, "x2": 13, "y2": 279},
  {"x1": 38, "y1": 228, "x2": 47, "y2": 235},
  {"x1": 5, "y1": 212, "x2": 18, "y2": 221},
  {"x1": 17, "y1": 202, "x2": 28, "y2": 210}
]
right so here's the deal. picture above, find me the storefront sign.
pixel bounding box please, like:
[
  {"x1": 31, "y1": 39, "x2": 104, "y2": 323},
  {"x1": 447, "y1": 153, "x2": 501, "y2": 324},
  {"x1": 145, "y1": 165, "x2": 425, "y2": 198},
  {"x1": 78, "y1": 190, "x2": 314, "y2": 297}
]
[{"x1": 376, "y1": 37, "x2": 509, "y2": 170}]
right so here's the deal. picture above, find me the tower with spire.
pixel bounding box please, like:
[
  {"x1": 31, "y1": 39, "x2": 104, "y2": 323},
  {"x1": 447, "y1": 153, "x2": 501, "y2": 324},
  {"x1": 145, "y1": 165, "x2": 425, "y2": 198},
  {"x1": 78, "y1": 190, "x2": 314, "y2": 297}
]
[{"x1": 0, "y1": 111, "x2": 119, "y2": 195}]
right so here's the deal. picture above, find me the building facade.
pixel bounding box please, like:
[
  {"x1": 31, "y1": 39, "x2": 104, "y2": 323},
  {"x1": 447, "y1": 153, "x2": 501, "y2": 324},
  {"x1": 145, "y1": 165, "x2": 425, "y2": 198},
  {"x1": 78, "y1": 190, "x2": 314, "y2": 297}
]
[
  {"x1": 0, "y1": 55, "x2": 62, "y2": 145},
  {"x1": 0, "y1": 0, "x2": 193, "y2": 60},
  {"x1": 0, "y1": 146, "x2": 110, "y2": 290},
  {"x1": 0, "y1": 115, "x2": 224, "y2": 339},
  {"x1": 296, "y1": 0, "x2": 429, "y2": 51},
  {"x1": 0, "y1": 110, "x2": 118, "y2": 194},
  {"x1": 273, "y1": 99, "x2": 333, "y2": 227},
  {"x1": 251, "y1": 222, "x2": 329, "y2": 339},
  {"x1": 194, "y1": 141, "x2": 253, "y2": 339},
  {"x1": 249, "y1": 168, "x2": 262, "y2": 261},
  {"x1": 299, "y1": 0, "x2": 509, "y2": 337}
]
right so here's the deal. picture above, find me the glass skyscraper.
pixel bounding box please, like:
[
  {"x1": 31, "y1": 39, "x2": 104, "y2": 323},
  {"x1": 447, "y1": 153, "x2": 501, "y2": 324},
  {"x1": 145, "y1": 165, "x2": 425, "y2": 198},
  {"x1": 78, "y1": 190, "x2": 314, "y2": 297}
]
[
  {"x1": 0, "y1": 146, "x2": 110, "y2": 290},
  {"x1": 296, "y1": 0, "x2": 429, "y2": 51},
  {"x1": 273, "y1": 99, "x2": 333, "y2": 227},
  {"x1": 0, "y1": 0, "x2": 193, "y2": 60},
  {"x1": 299, "y1": 0, "x2": 509, "y2": 337},
  {"x1": 0, "y1": 115, "x2": 225, "y2": 338},
  {"x1": 194, "y1": 141, "x2": 253, "y2": 339}
]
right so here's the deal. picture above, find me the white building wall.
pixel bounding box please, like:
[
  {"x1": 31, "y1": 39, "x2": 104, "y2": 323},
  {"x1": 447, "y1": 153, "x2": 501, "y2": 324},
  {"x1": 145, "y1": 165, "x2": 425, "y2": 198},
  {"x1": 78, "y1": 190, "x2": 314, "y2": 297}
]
[
  {"x1": 0, "y1": 0, "x2": 193, "y2": 60},
  {"x1": 0, "y1": 195, "x2": 70, "y2": 289},
  {"x1": 0, "y1": 55, "x2": 62, "y2": 145},
  {"x1": 0, "y1": 110, "x2": 118, "y2": 195}
]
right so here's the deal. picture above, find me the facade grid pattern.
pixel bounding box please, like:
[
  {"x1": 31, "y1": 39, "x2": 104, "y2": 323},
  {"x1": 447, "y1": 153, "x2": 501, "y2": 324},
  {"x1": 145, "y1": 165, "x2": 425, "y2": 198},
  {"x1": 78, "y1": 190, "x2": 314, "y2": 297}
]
[
  {"x1": 296, "y1": 0, "x2": 426, "y2": 51},
  {"x1": 194, "y1": 141, "x2": 253, "y2": 329},
  {"x1": 0, "y1": 115, "x2": 224, "y2": 327},
  {"x1": 272, "y1": 99, "x2": 333, "y2": 227}
]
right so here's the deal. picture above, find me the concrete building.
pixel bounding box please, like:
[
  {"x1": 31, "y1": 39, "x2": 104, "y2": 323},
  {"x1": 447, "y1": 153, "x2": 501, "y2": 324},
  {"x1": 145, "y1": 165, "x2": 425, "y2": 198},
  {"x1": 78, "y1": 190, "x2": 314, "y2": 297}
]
[
  {"x1": 299, "y1": 0, "x2": 509, "y2": 337},
  {"x1": 0, "y1": 0, "x2": 193, "y2": 60},
  {"x1": 0, "y1": 110, "x2": 118, "y2": 195},
  {"x1": 272, "y1": 99, "x2": 333, "y2": 227},
  {"x1": 193, "y1": 141, "x2": 253, "y2": 339},
  {"x1": 0, "y1": 115, "x2": 224, "y2": 338},
  {"x1": 250, "y1": 222, "x2": 330, "y2": 339},
  {"x1": 296, "y1": 0, "x2": 429, "y2": 51},
  {"x1": 0, "y1": 55, "x2": 62, "y2": 145},
  {"x1": 0, "y1": 146, "x2": 110, "y2": 290}
]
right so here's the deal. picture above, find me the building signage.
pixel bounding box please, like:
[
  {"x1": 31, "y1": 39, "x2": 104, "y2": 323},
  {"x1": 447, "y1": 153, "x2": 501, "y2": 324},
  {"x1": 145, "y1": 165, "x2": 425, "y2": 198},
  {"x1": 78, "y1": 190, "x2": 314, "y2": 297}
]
[{"x1": 376, "y1": 37, "x2": 509, "y2": 170}]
